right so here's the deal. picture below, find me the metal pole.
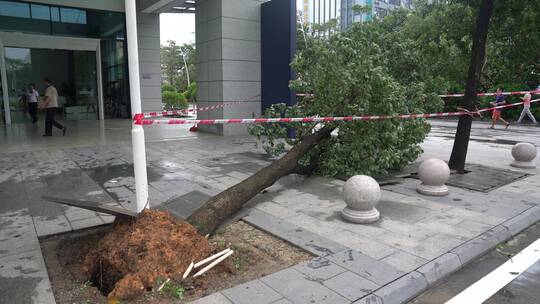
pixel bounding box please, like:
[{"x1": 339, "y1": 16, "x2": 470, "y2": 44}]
[{"x1": 125, "y1": 0, "x2": 148, "y2": 213}]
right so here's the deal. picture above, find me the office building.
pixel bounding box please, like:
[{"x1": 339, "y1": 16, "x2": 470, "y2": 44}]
[{"x1": 341, "y1": 0, "x2": 413, "y2": 30}]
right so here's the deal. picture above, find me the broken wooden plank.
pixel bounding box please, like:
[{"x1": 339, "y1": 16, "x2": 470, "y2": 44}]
[{"x1": 41, "y1": 195, "x2": 137, "y2": 218}]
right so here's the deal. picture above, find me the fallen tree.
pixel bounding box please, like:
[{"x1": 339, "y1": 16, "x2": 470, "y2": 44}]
[
  {"x1": 187, "y1": 127, "x2": 333, "y2": 235},
  {"x1": 188, "y1": 19, "x2": 444, "y2": 234}
]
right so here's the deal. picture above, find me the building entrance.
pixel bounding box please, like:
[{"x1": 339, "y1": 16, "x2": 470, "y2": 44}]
[{"x1": 5, "y1": 47, "x2": 98, "y2": 123}]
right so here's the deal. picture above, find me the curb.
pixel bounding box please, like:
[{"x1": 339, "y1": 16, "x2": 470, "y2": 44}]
[
  {"x1": 355, "y1": 205, "x2": 540, "y2": 304},
  {"x1": 191, "y1": 205, "x2": 540, "y2": 304}
]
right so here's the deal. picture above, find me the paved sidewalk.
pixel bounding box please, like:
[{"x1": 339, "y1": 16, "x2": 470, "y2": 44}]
[
  {"x1": 1, "y1": 119, "x2": 539, "y2": 304},
  {"x1": 0, "y1": 120, "x2": 266, "y2": 303},
  {"x1": 191, "y1": 121, "x2": 540, "y2": 304},
  {"x1": 191, "y1": 176, "x2": 539, "y2": 304}
]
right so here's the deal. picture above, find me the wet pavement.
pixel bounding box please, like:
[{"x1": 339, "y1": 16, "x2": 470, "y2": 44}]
[
  {"x1": 0, "y1": 118, "x2": 539, "y2": 304},
  {"x1": 486, "y1": 260, "x2": 540, "y2": 304},
  {"x1": 0, "y1": 119, "x2": 267, "y2": 304},
  {"x1": 410, "y1": 223, "x2": 540, "y2": 304}
]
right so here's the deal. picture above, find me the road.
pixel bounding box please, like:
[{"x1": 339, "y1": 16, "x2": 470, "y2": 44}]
[{"x1": 410, "y1": 222, "x2": 540, "y2": 304}]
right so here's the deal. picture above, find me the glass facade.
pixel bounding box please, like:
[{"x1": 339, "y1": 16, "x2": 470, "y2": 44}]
[
  {"x1": 5, "y1": 47, "x2": 99, "y2": 122},
  {"x1": 0, "y1": 0, "x2": 124, "y2": 39},
  {"x1": 309, "y1": 0, "x2": 340, "y2": 25},
  {"x1": 340, "y1": 0, "x2": 411, "y2": 30},
  {"x1": 0, "y1": 0, "x2": 130, "y2": 122}
]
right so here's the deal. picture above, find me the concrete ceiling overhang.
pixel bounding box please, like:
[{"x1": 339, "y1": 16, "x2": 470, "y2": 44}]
[{"x1": 141, "y1": 0, "x2": 196, "y2": 14}]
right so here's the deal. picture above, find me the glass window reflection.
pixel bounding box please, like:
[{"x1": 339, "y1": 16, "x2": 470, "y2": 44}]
[
  {"x1": 30, "y1": 4, "x2": 50, "y2": 20},
  {"x1": 50, "y1": 7, "x2": 59, "y2": 21},
  {"x1": 60, "y1": 8, "x2": 86, "y2": 24},
  {"x1": 0, "y1": 1, "x2": 29, "y2": 18}
]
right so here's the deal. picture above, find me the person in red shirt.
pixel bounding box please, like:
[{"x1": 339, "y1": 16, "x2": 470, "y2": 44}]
[{"x1": 489, "y1": 87, "x2": 510, "y2": 129}]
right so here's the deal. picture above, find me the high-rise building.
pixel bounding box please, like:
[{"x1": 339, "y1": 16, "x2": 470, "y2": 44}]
[
  {"x1": 299, "y1": 0, "x2": 413, "y2": 30},
  {"x1": 303, "y1": 0, "x2": 310, "y2": 23},
  {"x1": 341, "y1": 0, "x2": 413, "y2": 30},
  {"x1": 301, "y1": 0, "x2": 341, "y2": 27}
]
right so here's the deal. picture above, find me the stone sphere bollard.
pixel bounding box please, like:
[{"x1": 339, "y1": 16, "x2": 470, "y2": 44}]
[
  {"x1": 416, "y1": 158, "x2": 450, "y2": 196},
  {"x1": 341, "y1": 175, "x2": 381, "y2": 224},
  {"x1": 511, "y1": 143, "x2": 537, "y2": 169}
]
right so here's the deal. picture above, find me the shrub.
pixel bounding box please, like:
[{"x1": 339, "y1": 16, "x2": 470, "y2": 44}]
[
  {"x1": 162, "y1": 91, "x2": 188, "y2": 110},
  {"x1": 184, "y1": 82, "x2": 197, "y2": 103},
  {"x1": 161, "y1": 83, "x2": 176, "y2": 93}
]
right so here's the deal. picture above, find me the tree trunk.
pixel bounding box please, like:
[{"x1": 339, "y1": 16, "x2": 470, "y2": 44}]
[
  {"x1": 448, "y1": 0, "x2": 495, "y2": 173},
  {"x1": 187, "y1": 127, "x2": 334, "y2": 235}
]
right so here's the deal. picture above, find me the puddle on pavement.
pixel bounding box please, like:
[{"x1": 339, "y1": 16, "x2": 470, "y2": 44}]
[{"x1": 85, "y1": 163, "x2": 163, "y2": 186}]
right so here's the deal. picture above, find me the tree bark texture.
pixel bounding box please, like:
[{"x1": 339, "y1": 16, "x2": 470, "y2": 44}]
[
  {"x1": 448, "y1": 0, "x2": 495, "y2": 173},
  {"x1": 187, "y1": 127, "x2": 333, "y2": 235}
]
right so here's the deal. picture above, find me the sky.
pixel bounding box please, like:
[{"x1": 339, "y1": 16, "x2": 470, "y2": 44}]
[
  {"x1": 159, "y1": 13, "x2": 195, "y2": 46},
  {"x1": 159, "y1": 1, "x2": 304, "y2": 46}
]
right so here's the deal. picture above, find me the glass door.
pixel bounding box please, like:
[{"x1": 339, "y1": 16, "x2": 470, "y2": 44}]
[
  {"x1": 101, "y1": 39, "x2": 129, "y2": 118},
  {"x1": 4, "y1": 47, "x2": 98, "y2": 123},
  {"x1": 69, "y1": 50, "x2": 98, "y2": 120},
  {"x1": 5, "y1": 47, "x2": 32, "y2": 123}
]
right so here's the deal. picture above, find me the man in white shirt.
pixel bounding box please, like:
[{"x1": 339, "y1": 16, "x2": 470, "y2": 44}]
[
  {"x1": 41, "y1": 78, "x2": 66, "y2": 136},
  {"x1": 26, "y1": 83, "x2": 39, "y2": 124}
]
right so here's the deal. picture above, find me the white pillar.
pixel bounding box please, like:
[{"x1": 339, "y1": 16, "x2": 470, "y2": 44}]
[
  {"x1": 125, "y1": 0, "x2": 148, "y2": 212},
  {"x1": 0, "y1": 38, "x2": 11, "y2": 125}
]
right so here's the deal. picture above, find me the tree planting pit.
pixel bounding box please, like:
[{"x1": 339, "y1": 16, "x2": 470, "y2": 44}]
[
  {"x1": 41, "y1": 211, "x2": 311, "y2": 303},
  {"x1": 83, "y1": 210, "x2": 211, "y2": 300}
]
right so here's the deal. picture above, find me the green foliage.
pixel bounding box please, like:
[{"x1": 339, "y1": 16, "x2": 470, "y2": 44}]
[
  {"x1": 383, "y1": 0, "x2": 476, "y2": 95},
  {"x1": 253, "y1": 0, "x2": 540, "y2": 177},
  {"x1": 352, "y1": 4, "x2": 372, "y2": 15},
  {"x1": 487, "y1": 0, "x2": 540, "y2": 88},
  {"x1": 234, "y1": 256, "x2": 243, "y2": 271},
  {"x1": 393, "y1": 0, "x2": 540, "y2": 97},
  {"x1": 155, "y1": 278, "x2": 185, "y2": 300},
  {"x1": 161, "y1": 83, "x2": 176, "y2": 93},
  {"x1": 184, "y1": 82, "x2": 197, "y2": 103},
  {"x1": 162, "y1": 91, "x2": 188, "y2": 110},
  {"x1": 160, "y1": 40, "x2": 196, "y2": 92},
  {"x1": 251, "y1": 21, "x2": 441, "y2": 177}
]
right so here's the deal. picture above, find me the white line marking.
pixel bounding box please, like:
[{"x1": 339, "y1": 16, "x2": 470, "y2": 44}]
[{"x1": 445, "y1": 238, "x2": 540, "y2": 304}]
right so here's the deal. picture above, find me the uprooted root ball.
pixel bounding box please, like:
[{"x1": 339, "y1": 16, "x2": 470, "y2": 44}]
[{"x1": 83, "y1": 210, "x2": 211, "y2": 300}]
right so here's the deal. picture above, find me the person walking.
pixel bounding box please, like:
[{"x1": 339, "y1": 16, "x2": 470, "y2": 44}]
[
  {"x1": 26, "y1": 83, "x2": 39, "y2": 124},
  {"x1": 517, "y1": 93, "x2": 537, "y2": 124},
  {"x1": 490, "y1": 87, "x2": 510, "y2": 129},
  {"x1": 40, "y1": 78, "x2": 67, "y2": 136}
]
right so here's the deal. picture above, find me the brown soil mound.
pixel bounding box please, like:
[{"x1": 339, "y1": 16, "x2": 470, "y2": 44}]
[{"x1": 83, "y1": 210, "x2": 211, "y2": 300}]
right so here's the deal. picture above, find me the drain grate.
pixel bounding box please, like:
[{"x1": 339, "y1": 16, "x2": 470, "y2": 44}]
[{"x1": 446, "y1": 164, "x2": 530, "y2": 192}]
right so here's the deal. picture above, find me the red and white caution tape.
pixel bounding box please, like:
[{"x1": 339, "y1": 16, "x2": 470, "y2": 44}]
[
  {"x1": 135, "y1": 111, "x2": 462, "y2": 125},
  {"x1": 134, "y1": 99, "x2": 539, "y2": 126},
  {"x1": 299, "y1": 90, "x2": 540, "y2": 99},
  {"x1": 440, "y1": 90, "x2": 540, "y2": 98},
  {"x1": 138, "y1": 94, "x2": 261, "y2": 119}
]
